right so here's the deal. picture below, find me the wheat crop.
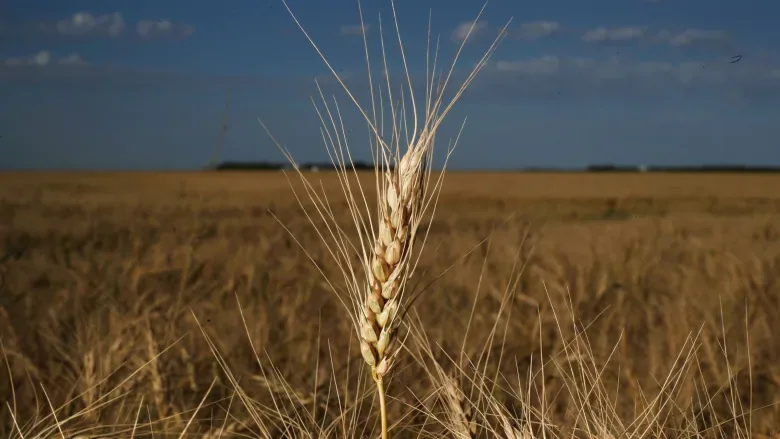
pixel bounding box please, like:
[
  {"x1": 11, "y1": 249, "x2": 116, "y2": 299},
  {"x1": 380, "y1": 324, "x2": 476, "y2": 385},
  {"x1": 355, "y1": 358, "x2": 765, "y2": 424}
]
[{"x1": 4, "y1": 0, "x2": 780, "y2": 438}]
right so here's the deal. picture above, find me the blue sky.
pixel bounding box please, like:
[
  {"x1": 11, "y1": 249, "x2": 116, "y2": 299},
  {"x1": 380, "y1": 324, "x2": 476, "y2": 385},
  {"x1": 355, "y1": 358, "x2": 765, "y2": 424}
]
[{"x1": 1, "y1": 0, "x2": 778, "y2": 170}]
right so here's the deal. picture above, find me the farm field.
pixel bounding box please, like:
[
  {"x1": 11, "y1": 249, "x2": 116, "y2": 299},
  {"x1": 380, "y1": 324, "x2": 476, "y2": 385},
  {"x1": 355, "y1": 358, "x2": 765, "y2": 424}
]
[{"x1": 1, "y1": 171, "x2": 780, "y2": 438}]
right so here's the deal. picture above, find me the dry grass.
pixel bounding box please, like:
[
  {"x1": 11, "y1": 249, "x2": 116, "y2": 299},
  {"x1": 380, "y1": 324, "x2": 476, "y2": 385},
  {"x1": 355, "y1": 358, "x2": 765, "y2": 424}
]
[{"x1": 2, "y1": 171, "x2": 780, "y2": 438}]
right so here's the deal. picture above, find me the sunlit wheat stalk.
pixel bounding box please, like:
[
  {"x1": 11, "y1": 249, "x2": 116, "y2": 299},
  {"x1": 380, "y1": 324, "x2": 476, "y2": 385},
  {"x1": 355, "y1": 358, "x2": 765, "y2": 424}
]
[{"x1": 259, "y1": 1, "x2": 510, "y2": 437}]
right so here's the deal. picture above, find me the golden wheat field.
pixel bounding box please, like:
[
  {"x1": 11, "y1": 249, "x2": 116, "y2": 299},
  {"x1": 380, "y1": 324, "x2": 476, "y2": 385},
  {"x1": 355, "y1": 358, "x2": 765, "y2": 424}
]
[{"x1": 2, "y1": 171, "x2": 780, "y2": 439}]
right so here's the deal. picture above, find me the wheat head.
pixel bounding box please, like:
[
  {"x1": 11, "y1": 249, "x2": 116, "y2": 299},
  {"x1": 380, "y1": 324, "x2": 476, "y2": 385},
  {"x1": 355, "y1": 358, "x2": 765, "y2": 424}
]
[
  {"x1": 358, "y1": 135, "x2": 430, "y2": 380},
  {"x1": 265, "y1": 0, "x2": 509, "y2": 378}
]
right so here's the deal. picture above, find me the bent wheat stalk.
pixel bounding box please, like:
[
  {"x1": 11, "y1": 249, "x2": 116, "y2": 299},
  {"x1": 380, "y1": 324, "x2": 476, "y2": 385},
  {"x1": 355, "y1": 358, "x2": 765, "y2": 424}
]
[{"x1": 261, "y1": 0, "x2": 510, "y2": 437}]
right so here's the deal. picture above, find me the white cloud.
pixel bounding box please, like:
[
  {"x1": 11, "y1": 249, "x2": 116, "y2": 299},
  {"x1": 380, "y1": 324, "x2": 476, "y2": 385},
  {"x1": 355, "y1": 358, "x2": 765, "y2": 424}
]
[
  {"x1": 340, "y1": 23, "x2": 370, "y2": 36},
  {"x1": 655, "y1": 28, "x2": 727, "y2": 46},
  {"x1": 137, "y1": 20, "x2": 195, "y2": 38},
  {"x1": 495, "y1": 55, "x2": 560, "y2": 75},
  {"x1": 38, "y1": 12, "x2": 193, "y2": 40},
  {"x1": 54, "y1": 12, "x2": 125, "y2": 37},
  {"x1": 582, "y1": 26, "x2": 646, "y2": 43},
  {"x1": 452, "y1": 20, "x2": 487, "y2": 42},
  {"x1": 517, "y1": 21, "x2": 561, "y2": 40},
  {"x1": 4, "y1": 50, "x2": 51, "y2": 67},
  {"x1": 580, "y1": 26, "x2": 729, "y2": 48},
  {"x1": 484, "y1": 54, "x2": 780, "y2": 91},
  {"x1": 137, "y1": 20, "x2": 170, "y2": 36},
  {"x1": 59, "y1": 53, "x2": 86, "y2": 65},
  {"x1": 4, "y1": 51, "x2": 88, "y2": 68}
]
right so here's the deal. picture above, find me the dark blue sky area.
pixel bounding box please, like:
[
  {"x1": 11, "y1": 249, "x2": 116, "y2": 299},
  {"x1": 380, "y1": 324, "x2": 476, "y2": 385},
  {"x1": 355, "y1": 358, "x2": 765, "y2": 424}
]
[{"x1": 1, "y1": 0, "x2": 778, "y2": 170}]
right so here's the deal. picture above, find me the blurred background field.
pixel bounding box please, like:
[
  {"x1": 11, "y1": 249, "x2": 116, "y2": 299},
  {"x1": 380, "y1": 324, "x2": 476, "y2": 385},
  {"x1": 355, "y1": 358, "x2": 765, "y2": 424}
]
[{"x1": 1, "y1": 171, "x2": 780, "y2": 438}]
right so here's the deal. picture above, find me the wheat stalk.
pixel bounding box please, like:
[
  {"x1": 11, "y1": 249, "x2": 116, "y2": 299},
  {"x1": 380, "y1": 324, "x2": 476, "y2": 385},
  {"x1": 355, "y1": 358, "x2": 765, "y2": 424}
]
[{"x1": 261, "y1": 0, "x2": 511, "y2": 437}]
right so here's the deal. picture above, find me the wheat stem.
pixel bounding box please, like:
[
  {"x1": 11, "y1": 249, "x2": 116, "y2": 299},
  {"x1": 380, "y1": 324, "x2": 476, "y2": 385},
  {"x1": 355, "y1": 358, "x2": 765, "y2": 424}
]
[{"x1": 376, "y1": 377, "x2": 389, "y2": 439}]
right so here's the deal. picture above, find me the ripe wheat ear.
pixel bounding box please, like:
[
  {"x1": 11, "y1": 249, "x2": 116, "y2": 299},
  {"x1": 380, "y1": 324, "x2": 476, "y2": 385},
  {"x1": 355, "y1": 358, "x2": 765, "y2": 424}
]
[{"x1": 260, "y1": 1, "x2": 511, "y2": 437}]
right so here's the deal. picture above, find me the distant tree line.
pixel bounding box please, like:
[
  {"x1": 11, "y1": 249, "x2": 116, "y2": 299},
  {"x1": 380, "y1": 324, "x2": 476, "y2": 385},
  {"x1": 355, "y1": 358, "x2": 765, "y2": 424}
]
[
  {"x1": 212, "y1": 161, "x2": 381, "y2": 171},
  {"x1": 586, "y1": 164, "x2": 780, "y2": 173},
  {"x1": 210, "y1": 161, "x2": 780, "y2": 173}
]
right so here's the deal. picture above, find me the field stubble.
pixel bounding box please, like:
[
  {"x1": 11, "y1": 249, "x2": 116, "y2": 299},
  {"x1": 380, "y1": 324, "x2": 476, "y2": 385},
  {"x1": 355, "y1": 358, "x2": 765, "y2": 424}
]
[{"x1": 1, "y1": 172, "x2": 780, "y2": 438}]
